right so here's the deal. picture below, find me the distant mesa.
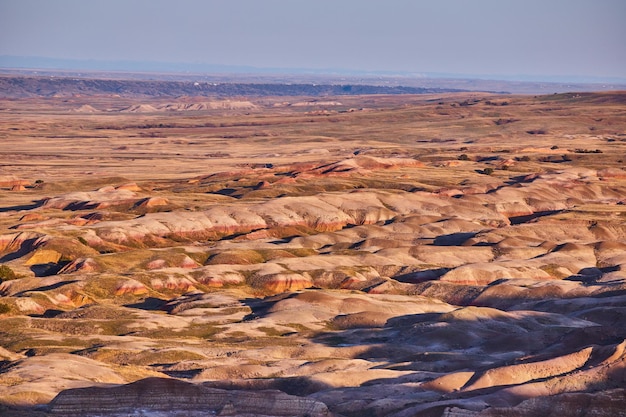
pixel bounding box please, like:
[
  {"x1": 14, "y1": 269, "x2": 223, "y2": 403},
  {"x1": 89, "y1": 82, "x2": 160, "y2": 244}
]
[
  {"x1": 0, "y1": 74, "x2": 468, "y2": 99},
  {"x1": 118, "y1": 100, "x2": 257, "y2": 112},
  {"x1": 71, "y1": 104, "x2": 98, "y2": 113},
  {"x1": 120, "y1": 103, "x2": 158, "y2": 113},
  {"x1": 160, "y1": 100, "x2": 257, "y2": 111},
  {"x1": 291, "y1": 100, "x2": 343, "y2": 107}
]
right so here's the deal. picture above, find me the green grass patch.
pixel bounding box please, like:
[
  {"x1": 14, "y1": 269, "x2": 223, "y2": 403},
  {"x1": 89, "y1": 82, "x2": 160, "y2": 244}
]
[
  {"x1": 539, "y1": 263, "x2": 570, "y2": 279},
  {"x1": 257, "y1": 326, "x2": 290, "y2": 337},
  {"x1": 26, "y1": 317, "x2": 136, "y2": 336},
  {"x1": 0, "y1": 303, "x2": 13, "y2": 315},
  {"x1": 205, "y1": 249, "x2": 265, "y2": 265},
  {"x1": 127, "y1": 349, "x2": 207, "y2": 366},
  {"x1": 4, "y1": 336, "x2": 99, "y2": 352},
  {"x1": 136, "y1": 323, "x2": 224, "y2": 340},
  {"x1": 0, "y1": 265, "x2": 20, "y2": 281},
  {"x1": 284, "y1": 323, "x2": 311, "y2": 333}
]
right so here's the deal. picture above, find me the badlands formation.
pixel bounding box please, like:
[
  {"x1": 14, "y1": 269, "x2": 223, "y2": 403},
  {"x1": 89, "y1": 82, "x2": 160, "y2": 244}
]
[{"x1": 0, "y1": 90, "x2": 625, "y2": 416}]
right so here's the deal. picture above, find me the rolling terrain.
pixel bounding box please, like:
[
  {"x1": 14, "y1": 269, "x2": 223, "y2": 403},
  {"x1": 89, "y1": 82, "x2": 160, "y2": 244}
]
[{"x1": 0, "y1": 87, "x2": 625, "y2": 416}]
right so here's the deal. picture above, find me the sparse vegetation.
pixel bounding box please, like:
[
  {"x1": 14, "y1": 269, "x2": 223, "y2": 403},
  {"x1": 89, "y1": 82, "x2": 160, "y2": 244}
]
[
  {"x1": 257, "y1": 326, "x2": 290, "y2": 337},
  {"x1": 0, "y1": 303, "x2": 11, "y2": 314},
  {"x1": 0, "y1": 88, "x2": 625, "y2": 416},
  {"x1": 540, "y1": 263, "x2": 570, "y2": 279},
  {"x1": 493, "y1": 118, "x2": 519, "y2": 125},
  {"x1": 573, "y1": 148, "x2": 603, "y2": 153},
  {"x1": 0, "y1": 265, "x2": 18, "y2": 281},
  {"x1": 539, "y1": 154, "x2": 573, "y2": 163}
]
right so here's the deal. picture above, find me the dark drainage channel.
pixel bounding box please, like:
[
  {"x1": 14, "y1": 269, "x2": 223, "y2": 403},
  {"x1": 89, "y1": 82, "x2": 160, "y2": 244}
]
[{"x1": 508, "y1": 210, "x2": 563, "y2": 225}]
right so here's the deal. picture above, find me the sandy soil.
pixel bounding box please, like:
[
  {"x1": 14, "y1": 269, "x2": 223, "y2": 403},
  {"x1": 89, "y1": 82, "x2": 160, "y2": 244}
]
[{"x1": 0, "y1": 91, "x2": 625, "y2": 416}]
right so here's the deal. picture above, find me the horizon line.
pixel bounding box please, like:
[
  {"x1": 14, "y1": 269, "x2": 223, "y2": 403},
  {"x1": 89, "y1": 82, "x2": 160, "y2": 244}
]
[{"x1": 2, "y1": 55, "x2": 626, "y2": 85}]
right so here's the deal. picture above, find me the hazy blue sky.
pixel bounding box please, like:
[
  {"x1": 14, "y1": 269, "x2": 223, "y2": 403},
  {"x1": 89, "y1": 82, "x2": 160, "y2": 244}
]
[{"x1": 1, "y1": 0, "x2": 625, "y2": 80}]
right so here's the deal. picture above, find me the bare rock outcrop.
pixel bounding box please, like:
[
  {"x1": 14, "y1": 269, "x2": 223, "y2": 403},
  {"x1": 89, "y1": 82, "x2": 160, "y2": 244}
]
[
  {"x1": 120, "y1": 104, "x2": 159, "y2": 113},
  {"x1": 2, "y1": 93, "x2": 626, "y2": 417},
  {"x1": 42, "y1": 188, "x2": 139, "y2": 211},
  {"x1": 0, "y1": 353, "x2": 125, "y2": 405},
  {"x1": 159, "y1": 100, "x2": 257, "y2": 111},
  {"x1": 48, "y1": 377, "x2": 330, "y2": 416},
  {"x1": 441, "y1": 389, "x2": 626, "y2": 417},
  {"x1": 88, "y1": 189, "x2": 506, "y2": 247},
  {"x1": 0, "y1": 231, "x2": 47, "y2": 256},
  {"x1": 114, "y1": 279, "x2": 149, "y2": 296}
]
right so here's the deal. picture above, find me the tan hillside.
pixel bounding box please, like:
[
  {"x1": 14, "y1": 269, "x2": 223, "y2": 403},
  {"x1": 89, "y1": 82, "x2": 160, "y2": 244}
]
[{"x1": 0, "y1": 91, "x2": 625, "y2": 416}]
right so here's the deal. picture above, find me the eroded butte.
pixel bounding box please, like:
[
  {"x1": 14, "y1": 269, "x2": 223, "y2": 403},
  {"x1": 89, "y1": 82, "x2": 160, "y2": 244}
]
[{"x1": 0, "y1": 91, "x2": 625, "y2": 416}]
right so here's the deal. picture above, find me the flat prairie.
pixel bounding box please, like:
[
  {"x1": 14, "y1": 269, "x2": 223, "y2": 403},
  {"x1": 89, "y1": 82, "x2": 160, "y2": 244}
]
[{"x1": 0, "y1": 90, "x2": 625, "y2": 416}]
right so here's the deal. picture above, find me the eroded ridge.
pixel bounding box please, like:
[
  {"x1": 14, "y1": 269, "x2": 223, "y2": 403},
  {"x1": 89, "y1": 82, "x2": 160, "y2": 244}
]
[{"x1": 0, "y1": 92, "x2": 625, "y2": 416}]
